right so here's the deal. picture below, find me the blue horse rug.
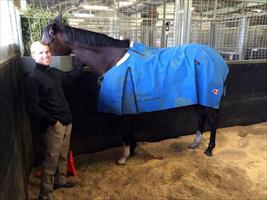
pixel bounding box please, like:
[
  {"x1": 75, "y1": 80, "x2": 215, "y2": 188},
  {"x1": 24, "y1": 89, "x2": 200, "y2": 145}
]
[{"x1": 97, "y1": 43, "x2": 229, "y2": 115}]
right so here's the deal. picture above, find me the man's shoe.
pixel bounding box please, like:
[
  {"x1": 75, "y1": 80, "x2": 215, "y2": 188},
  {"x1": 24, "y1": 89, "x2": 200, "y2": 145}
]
[{"x1": 54, "y1": 182, "x2": 75, "y2": 190}]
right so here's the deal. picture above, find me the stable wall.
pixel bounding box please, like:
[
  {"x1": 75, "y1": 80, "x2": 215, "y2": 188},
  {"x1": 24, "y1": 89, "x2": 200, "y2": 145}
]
[{"x1": 0, "y1": 56, "x2": 32, "y2": 200}]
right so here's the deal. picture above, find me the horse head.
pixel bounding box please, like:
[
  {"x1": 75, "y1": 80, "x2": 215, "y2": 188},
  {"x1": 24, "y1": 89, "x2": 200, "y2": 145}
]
[
  {"x1": 41, "y1": 16, "x2": 131, "y2": 74},
  {"x1": 41, "y1": 15, "x2": 72, "y2": 56}
]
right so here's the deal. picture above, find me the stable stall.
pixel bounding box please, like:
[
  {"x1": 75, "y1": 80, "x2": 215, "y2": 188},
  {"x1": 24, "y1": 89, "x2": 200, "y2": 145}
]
[{"x1": 0, "y1": 0, "x2": 266, "y2": 199}]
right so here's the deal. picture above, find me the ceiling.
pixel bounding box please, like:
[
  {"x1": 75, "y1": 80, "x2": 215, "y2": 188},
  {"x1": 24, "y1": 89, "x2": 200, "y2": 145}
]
[{"x1": 26, "y1": 0, "x2": 267, "y2": 17}]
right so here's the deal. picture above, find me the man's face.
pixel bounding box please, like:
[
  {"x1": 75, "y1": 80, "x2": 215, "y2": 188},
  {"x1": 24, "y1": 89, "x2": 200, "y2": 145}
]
[{"x1": 32, "y1": 44, "x2": 52, "y2": 66}]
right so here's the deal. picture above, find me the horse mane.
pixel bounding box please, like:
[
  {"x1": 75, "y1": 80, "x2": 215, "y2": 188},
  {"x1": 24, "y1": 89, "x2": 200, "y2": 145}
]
[{"x1": 63, "y1": 25, "x2": 130, "y2": 48}]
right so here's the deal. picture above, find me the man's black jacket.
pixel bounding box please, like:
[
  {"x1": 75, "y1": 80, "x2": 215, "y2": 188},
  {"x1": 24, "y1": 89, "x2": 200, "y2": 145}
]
[{"x1": 25, "y1": 63, "x2": 83, "y2": 126}]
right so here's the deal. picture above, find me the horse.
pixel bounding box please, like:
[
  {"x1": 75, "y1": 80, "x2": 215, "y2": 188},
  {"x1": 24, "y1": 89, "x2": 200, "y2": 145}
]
[{"x1": 41, "y1": 15, "x2": 229, "y2": 164}]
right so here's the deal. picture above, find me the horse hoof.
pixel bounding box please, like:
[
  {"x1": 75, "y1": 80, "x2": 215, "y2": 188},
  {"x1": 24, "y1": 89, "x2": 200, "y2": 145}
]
[
  {"x1": 204, "y1": 149, "x2": 212, "y2": 157},
  {"x1": 188, "y1": 143, "x2": 199, "y2": 150},
  {"x1": 116, "y1": 160, "x2": 126, "y2": 165},
  {"x1": 116, "y1": 156, "x2": 128, "y2": 165},
  {"x1": 116, "y1": 159, "x2": 126, "y2": 165},
  {"x1": 188, "y1": 145, "x2": 195, "y2": 149}
]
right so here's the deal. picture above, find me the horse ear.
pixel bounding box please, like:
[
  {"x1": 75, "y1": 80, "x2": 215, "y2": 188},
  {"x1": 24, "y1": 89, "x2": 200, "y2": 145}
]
[{"x1": 54, "y1": 12, "x2": 62, "y2": 24}]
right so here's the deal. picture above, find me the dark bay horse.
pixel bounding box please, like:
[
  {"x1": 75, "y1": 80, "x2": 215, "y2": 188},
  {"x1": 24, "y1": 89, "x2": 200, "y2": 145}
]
[{"x1": 41, "y1": 15, "x2": 229, "y2": 164}]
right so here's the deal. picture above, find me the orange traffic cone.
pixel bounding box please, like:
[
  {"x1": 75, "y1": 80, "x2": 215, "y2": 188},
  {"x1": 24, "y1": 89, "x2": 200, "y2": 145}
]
[
  {"x1": 35, "y1": 150, "x2": 77, "y2": 178},
  {"x1": 67, "y1": 150, "x2": 77, "y2": 176},
  {"x1": 34, "y1": 168, "x2": 43, "y2": 178}
]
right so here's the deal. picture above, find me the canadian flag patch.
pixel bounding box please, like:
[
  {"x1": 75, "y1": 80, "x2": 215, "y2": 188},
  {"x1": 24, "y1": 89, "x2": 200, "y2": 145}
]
[{"x1": 213, "y1": 89, "x2": 219, "y2": 95}]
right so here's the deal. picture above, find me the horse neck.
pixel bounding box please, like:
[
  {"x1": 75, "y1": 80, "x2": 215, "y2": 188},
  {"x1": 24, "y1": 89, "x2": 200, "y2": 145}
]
[
  {"x1": 72, "y1": 46, "x2": 128, "y2": 76},
  {"x1": 65, "y1": 26, "x2": 130, "y2": 48}
]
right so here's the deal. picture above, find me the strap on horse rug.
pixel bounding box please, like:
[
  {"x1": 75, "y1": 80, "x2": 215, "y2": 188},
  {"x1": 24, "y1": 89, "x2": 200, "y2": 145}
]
[{"x1": 97, "y1": 43, "x2": 229, "y2": 115}]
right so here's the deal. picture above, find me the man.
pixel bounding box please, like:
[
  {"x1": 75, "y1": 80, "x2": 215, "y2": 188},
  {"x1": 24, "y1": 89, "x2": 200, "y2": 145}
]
[{"x1": 26, "y1": 41, "x2": 83, "y2": 200}]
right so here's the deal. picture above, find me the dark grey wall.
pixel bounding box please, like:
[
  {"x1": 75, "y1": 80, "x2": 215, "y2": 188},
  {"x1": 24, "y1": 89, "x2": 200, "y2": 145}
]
[
  {"x1": 65, "y1": 61, "x2": 267, "y2": 155},
  {"x1": 0, "y1": 57, "x2": 32, "y2": 200}
]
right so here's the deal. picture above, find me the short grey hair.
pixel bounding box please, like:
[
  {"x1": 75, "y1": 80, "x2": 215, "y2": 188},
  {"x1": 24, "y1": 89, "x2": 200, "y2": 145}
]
[{"x1": 30, "y1": 41, "x2": 49, "y2": 55}]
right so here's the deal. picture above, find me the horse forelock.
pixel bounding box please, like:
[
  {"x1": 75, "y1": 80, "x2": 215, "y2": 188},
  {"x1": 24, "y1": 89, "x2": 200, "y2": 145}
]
[
  {"x1": 62, "y1": 25, "x2": 130, "y2": 48},
  {"x1": 41, "y1": 24, "x2": 54, "y2": 44}
]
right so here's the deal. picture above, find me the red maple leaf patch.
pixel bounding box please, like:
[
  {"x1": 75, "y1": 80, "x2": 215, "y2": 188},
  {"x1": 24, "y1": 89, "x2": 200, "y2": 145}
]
[{"x1": 213, "y1": 89, "x2": 219, "y2": 95}]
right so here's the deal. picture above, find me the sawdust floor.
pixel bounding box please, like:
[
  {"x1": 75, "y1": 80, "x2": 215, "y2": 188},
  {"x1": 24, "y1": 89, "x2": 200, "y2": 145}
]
[{"x1": 28, "y1": 122, "x2": 267, "y2": 200}]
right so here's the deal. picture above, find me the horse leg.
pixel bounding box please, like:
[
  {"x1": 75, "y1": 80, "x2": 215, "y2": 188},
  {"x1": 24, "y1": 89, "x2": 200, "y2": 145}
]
[
  {"x1": 117, "y1": 116, "x2": 136, "y2": 165},
  {"x1": 129, "y1": 129, "x2": 137, "y2": 156},
  {"x1": 124, "y1": 116, "x2": 137, "y2": 156},
  {"x1": 188, "y1": 105, "x2": 206, "y2": 149},
  {"x1": 204, "y1": 107, "x2": 219, "y2": 157}
]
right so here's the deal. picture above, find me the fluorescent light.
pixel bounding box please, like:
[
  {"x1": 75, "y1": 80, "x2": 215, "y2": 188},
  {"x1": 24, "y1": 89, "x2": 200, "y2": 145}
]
[
  {"x1": 69, "y1": 22, "x2": 79, "y2": 26},
  {"x1": 119, "y1": 1, "x2": 134, "y2": 7},
  {"x1": 251, "y1": 9, "x2": 262, "y2": 13},
  {"x1": 72, "y1": 13, "x2": 95, "y2": 18},
  {"x1": 69, "y1": 18, "x2": 85, "y2": 22},
  {"x1": 83, "y1": 5, "x2": 111, "y2": 11}
]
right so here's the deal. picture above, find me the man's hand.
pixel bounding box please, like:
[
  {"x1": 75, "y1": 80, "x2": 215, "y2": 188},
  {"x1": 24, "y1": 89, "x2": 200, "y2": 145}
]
[{"x1": 54, "y1": 120, "x2": 63, "y2": 129}]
